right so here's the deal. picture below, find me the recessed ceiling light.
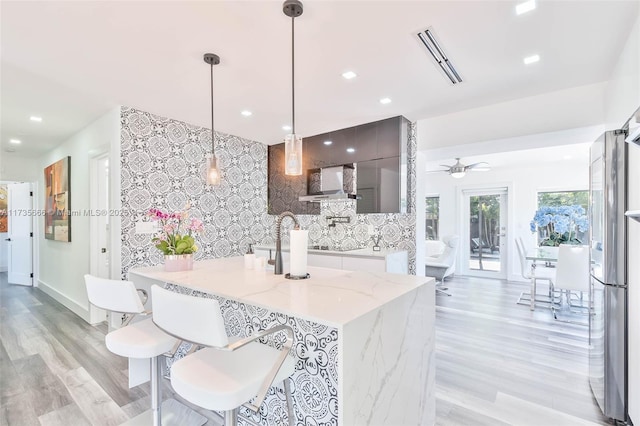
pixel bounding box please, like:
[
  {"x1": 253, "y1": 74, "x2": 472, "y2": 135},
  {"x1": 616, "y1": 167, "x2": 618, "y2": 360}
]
[
  {"x1": 516, "y1": 0, "x2": 536, "y2": 15},
  {"x1": 30, "y1": 116, "x2": 42, "y2": 122},
  {"x1": 241, "y1": 110, "x2": 252, "y2": 117},
  {"x1": 324, "y1": 140, "x2": 333, "y2": 146},
  {"x1": 282, "y1": 125, "x2": 292, "y2": 131},
  {"x1": 346, "y1": 147, "x2": 355, "y2": 153},
  {"x1": 563, "y1": 155, "x2": 572, "y2": 160},
  {"x1": 9, "y1": 139, "x2": 21, "y2": 144},
  {"x1": 523, "y1": 54, "x2": 540, "y2": 65},
  {"x1": 379, "y1": 97, "x2": 392, "y2": 105},
  {"x1": 342, "y1": 71, "x2": 357, "y2": 80}
]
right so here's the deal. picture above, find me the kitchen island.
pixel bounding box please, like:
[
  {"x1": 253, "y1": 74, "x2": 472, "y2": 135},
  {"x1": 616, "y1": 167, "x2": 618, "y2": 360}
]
[{"x1": 129, "y1": 257, "x2": 435, "y2": 426}]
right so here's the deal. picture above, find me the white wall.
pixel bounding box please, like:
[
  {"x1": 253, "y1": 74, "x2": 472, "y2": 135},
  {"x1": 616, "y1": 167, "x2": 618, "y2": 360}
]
[
  {"x1": 418, "y1": 82, "x2": 606, "y2": 151},
  {"x1": 604, "y1": 15, "x2": 640, "y2": 130},
  {"x1": 603, "y1": 11, "x2": 640, "y2": 424},
  {"x1": 424, "y1": 158, "x2": 588, "y2": 282},
  {"x1": 0, "y1": 155, "x2": 39, "y2": 182},
  {"x1": 37, "y1": 107, "x2": 120, "y2": 323}
]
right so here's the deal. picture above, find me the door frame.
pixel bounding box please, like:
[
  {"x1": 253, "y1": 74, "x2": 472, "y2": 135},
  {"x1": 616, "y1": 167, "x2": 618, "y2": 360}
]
[
  {"x1": 456, "y1": 183, "x2": 514, "y2": 279},
  {"x1": 89, "y1": 152, "x2": 110, "y2": 324},
  {"x1": 5, "y1": 181, "x2": 35, "y2": 286}
]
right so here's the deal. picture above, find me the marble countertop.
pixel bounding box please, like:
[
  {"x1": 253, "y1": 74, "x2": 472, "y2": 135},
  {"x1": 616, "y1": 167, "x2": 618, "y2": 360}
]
[
  {"x1": 128, "y1": 256, "x2": 431, "y2": 328},
  {"x1": 254, "y1": 245, "x2": 406, "y2": 259}
]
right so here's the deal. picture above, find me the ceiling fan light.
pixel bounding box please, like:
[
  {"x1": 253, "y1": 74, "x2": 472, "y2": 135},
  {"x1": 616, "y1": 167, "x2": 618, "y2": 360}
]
[{"x1": 450, "y1": 171, "x2": 466, "y2": 179}]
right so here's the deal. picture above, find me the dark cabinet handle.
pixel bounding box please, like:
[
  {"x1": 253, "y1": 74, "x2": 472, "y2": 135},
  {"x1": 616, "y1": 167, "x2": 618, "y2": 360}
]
[{"x1": 4, "y1": 238, "x2": 10, "y2": 241}]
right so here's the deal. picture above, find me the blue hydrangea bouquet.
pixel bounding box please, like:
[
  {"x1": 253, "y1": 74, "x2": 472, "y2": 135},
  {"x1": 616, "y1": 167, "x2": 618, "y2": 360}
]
[{"x1": 530, "y1": 205, "x2": 589, "y2": 247}]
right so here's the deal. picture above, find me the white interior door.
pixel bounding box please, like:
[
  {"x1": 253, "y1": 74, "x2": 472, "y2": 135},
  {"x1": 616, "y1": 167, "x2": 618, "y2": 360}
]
[
  {"x1": 7, "y1": 182, "x2": 33, "y2": 286},
  {"x1": 94, "y1": 155, "x2": 110, "y2": 279},
  {"x1": 89, "y1": 154, "x2": 110, "y2": 324},
  {"x1": 461, "y1": 188, "x2": 508, "y2": 279}
]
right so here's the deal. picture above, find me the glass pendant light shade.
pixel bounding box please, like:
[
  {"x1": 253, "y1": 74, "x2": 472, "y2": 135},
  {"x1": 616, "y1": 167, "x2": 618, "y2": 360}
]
[
  {"x1": 206, "y1": 154, "x2": 221, "y2": 185},
  {"x1": 285, "y1": 133, "x2": 303, "y2": 176}
]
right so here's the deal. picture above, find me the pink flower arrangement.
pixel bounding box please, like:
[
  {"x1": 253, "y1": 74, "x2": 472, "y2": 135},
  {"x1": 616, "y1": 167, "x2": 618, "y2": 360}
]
[{"x1": 147, "y1": 208, "x2": 203, "y2": 255}]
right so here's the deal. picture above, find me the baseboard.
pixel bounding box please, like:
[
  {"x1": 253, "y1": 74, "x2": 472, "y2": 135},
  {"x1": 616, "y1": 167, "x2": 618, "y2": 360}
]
[{"x1": 37, "y1": 279, "x2": 91, "y2": 323}]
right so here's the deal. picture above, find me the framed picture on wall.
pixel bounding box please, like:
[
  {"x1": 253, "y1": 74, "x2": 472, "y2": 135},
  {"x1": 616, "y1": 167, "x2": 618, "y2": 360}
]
[
  {"x1": 44, "y1": 156, "x2": 71, "y2": 242},
  {"x1": 0, "y1": 184, "x2": 7, "y2": 233}
]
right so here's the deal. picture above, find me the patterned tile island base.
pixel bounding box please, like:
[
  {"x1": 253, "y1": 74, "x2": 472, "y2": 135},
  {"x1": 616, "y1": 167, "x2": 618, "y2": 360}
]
[{"x1": 128, "y1": 257, "x2": 435, "y2": 426}]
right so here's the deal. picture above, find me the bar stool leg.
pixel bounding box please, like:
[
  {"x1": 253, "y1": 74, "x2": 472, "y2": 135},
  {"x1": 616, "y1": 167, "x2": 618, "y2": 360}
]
[
  {"x1": 284, "y1": 379, "x2": 294, "y2": 426},
  {"x1": 151, "y1": 356, "x2": 162, "y2": 426}
]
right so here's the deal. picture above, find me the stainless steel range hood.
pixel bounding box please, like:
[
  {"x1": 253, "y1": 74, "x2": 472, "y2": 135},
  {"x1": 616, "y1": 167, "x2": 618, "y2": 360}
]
[
  {"x1": 298, "y1": 165, "x2": 360, "y2": 202},
  {"x1": 298, "y1": 191, "x2": 360, "y2": 202}
]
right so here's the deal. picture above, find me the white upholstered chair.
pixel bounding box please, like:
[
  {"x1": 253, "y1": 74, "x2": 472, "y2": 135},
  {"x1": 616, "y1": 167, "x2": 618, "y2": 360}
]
[
  {"x1": 84, "y1": 275, "x2": 196, "y2": 426},
  {"x1": 150, "y1": 285, "x2": 297, "y2": 426},
  {"x1": 425, "y1": 235, "x2": 459, "y2": 296},
  {"x1": 552, "y1": 244, "x2": 590, "y2": 322}
]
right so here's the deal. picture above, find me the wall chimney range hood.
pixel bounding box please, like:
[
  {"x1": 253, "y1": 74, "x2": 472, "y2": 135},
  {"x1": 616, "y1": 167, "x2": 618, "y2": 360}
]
[{"x1": 298, "y1": 165, "x2": 360, "y2": 202}]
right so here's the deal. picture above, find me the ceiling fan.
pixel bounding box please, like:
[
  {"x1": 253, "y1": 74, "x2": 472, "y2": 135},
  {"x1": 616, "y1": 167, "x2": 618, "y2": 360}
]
[{"x1": 427, "y1": 158, "x2": 490, "y2": 179}]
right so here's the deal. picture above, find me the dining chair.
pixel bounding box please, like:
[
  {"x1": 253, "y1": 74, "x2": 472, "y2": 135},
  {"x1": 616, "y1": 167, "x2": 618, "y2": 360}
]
[
  {"x1": 551, "y1": 244, "x2": 590, "y2": 322},
  {"x1": 150, "y1": 285, "x2": 297, "y2": 426},
  {"x1": 515, "y1": 237, "x2": 557, "y2": 308}
]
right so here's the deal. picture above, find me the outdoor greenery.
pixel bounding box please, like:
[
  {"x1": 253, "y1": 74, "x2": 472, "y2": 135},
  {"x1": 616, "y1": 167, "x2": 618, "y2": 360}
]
[
  {"x1": 426, "y1": 196, "x2": 440, "y2": 240},
  {"x1": 537, "y1": 190, "x2": 588, "y2": 211},
  {"x1": 470, "y1": 195, "x2": 501, "y2": 252}
]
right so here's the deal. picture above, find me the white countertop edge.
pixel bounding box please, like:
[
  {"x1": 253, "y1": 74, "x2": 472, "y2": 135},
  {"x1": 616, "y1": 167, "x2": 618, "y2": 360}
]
[{"x1": 128, "y1": 258, "x2": 432, "y2": 328}]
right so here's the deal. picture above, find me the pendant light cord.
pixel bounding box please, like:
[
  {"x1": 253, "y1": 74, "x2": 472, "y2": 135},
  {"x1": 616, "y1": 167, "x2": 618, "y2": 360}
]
[
  {"x1": 210, "y1": 63, "x2": 215, "y2": 155},
  {"x1": 291, "y1": 14, "x2": 296, "y2": 135}
]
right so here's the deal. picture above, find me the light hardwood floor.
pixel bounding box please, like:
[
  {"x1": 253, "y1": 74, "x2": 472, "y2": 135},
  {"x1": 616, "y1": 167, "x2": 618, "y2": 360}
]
[{"x1": 1, "y1": 272, "x2": 611, "y2": 425}]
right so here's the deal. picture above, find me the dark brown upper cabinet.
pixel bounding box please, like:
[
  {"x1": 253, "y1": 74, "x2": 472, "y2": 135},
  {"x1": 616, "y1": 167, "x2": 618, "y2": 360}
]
[{"x1": 268, "y1": 116, "x2": 409, "y2": 215}]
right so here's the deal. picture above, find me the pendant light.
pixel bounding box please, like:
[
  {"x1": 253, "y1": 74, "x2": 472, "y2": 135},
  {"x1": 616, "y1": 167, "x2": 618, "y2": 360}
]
[
  {"x1": 204, "y1": 53, "x2": 221, "y2": 185},
  {"x1": 283, "y1": 0, "x2": 304, "y2": 176}
]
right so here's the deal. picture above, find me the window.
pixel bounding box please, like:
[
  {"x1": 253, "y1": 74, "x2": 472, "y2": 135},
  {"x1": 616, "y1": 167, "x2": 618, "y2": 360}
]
[
  {"x1": 426, "y1": 196, "x2": 439, "y2": 240},
  {"x1": 537, "y1": 190, "x2": 588, "y2": 211}
]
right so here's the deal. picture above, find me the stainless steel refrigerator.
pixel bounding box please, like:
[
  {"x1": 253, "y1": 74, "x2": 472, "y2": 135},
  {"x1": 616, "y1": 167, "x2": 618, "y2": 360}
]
[{"x1": 589, "y1": 129, "x2": 627, "y2": 422}]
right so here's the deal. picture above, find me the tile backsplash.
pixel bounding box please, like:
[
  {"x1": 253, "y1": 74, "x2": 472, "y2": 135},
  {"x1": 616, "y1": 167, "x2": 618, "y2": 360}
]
[{"x1": 120, "y1": 106, "x2": 416, "y2": 276}]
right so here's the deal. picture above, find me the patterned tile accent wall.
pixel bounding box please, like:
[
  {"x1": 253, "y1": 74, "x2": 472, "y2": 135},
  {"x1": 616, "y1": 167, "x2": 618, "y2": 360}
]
[
  {"x1": 120, "y1": 106, "x2": 416, "y2": 276},
  {"x1": 164, "y1": 283, "x2": 339, "y2": 426},
  {"x1": 119, "y1": 106, "x2": 272, "y2": 277},
  {"x1": 119, "y1": 110, "x2": 416, "y2": 423}
]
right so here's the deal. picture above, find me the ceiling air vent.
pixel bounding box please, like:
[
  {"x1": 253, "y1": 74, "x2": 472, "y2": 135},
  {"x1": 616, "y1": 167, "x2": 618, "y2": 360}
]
[{"x1": 417, "y1": 28, "x2": 463, "y2": 85}]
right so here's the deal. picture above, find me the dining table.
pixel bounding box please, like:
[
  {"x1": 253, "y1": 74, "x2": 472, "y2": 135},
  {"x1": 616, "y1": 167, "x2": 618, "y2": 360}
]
[{"x1": 525, "y1": 247, "x2": 559, "y2": 310}]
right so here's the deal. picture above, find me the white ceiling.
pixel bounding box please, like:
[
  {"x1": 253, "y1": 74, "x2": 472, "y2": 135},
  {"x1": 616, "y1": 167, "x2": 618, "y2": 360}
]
[
  {"x1": 425, "y1": 142, "x2": 591, "y2": 174},
  {"x1": 1, "y1": 0, "x2": 638, "y2": 157}
]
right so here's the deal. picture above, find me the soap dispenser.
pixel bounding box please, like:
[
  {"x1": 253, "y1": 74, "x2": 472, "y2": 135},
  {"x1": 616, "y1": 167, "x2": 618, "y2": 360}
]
[{"x1": 244, "y1": 243, "x2": 255, "y2": 269}]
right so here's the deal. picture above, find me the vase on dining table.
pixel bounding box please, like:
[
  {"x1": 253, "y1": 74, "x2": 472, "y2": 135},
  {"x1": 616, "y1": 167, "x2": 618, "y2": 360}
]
[
  {"x1": 164, "y1": 254, "x2": 194, "y2": 272},
  {"x1": 538, "y1": 246, "x2": 559, "y2": 258}
]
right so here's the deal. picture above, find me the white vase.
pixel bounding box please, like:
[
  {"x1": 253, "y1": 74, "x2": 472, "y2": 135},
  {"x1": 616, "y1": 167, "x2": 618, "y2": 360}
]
[{"x1": 164, "y1": 254, "x2": 193, "y2": 272}]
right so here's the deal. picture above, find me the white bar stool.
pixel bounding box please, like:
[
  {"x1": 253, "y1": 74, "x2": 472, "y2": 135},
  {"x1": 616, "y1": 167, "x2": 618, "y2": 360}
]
[
  {"x1": 84, "y1": 275, "x2": 206, "y2": 426},
  {"x1": 151, "y1": 285, "x2": 297, "y2": 426}
]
